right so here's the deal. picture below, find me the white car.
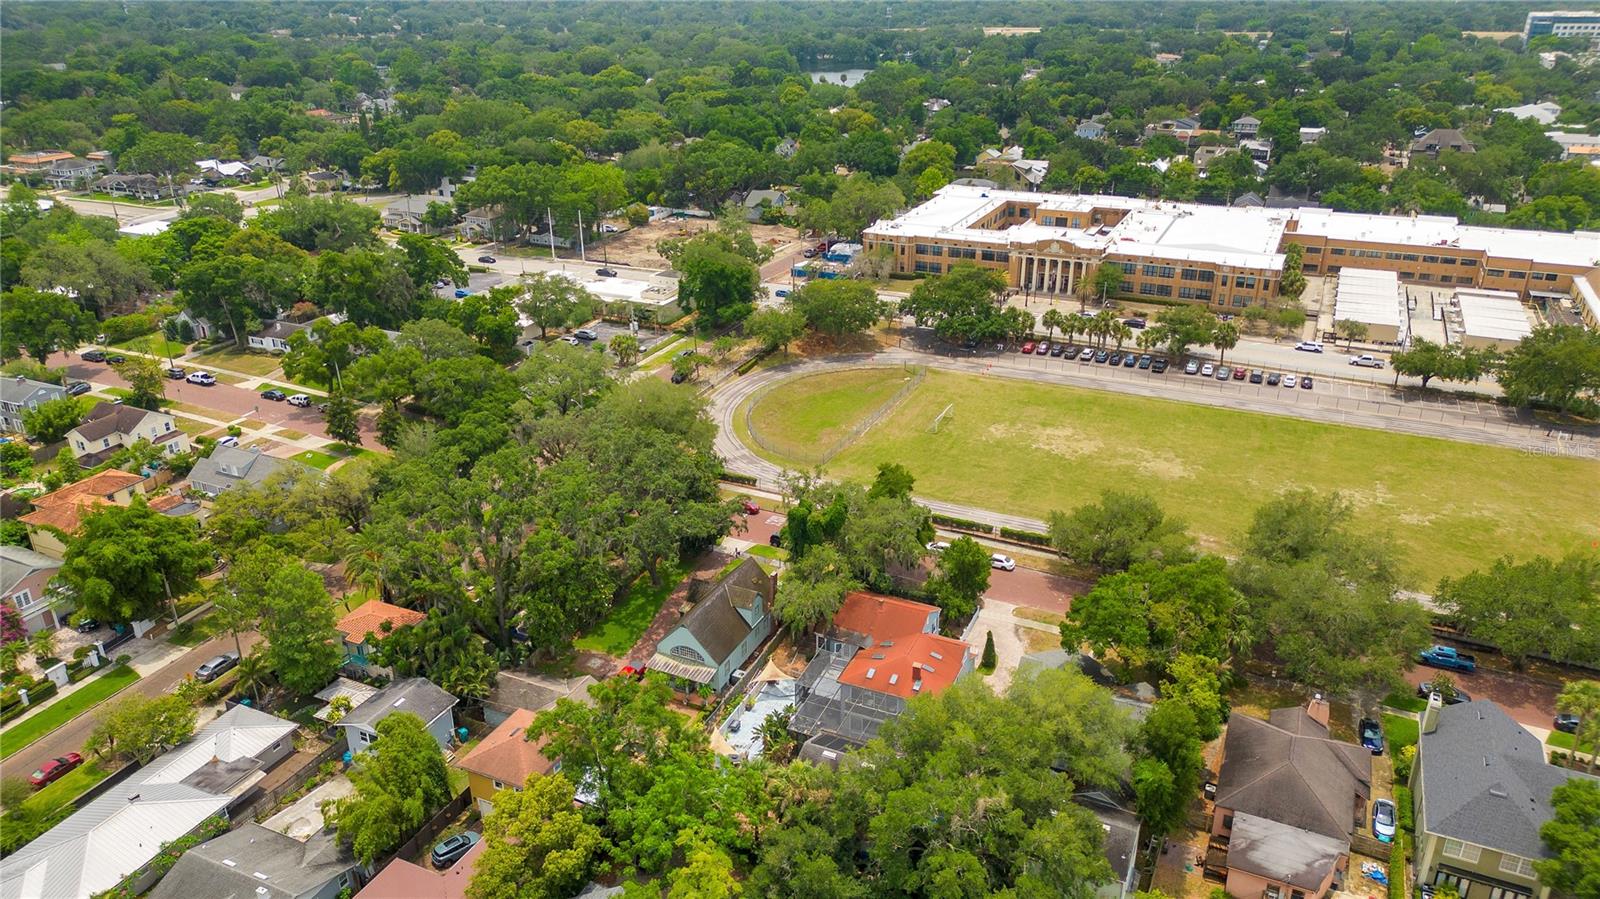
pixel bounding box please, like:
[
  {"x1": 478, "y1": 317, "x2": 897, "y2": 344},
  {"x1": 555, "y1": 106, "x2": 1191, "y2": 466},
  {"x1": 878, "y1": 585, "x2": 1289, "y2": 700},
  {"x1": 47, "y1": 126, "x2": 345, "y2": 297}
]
[
  {"x1": 287, "y1": 394, "x2": 311, "y2": 407},
  {"x1": 990, "y1": 553, "x2": 1016, "y2": 571},
  {"x1": 185, "y1": 371, "x2": 216, "y2": 386},
  {"x1": 1200, "y1": 363, "x2": 1215, "y2": 377},
  {"x1": 216, "y1": 435, "x2": 239, "y2": 447},
  {"x1": 574, "y1": 328, "x2": 599, "y2": 341},
  {"x1": 1349, "y1": 355, "x2": 1384, "y2": 368},
  {"x1": 1283, "y1": 375, "x2": 1298, "y2": 388},
  {"x1": 1295, "y1": 341, "x2": 1325, "y2": 353},
  {"x1": 926, "y1": 540, "x2": 951, "y2": 553}
]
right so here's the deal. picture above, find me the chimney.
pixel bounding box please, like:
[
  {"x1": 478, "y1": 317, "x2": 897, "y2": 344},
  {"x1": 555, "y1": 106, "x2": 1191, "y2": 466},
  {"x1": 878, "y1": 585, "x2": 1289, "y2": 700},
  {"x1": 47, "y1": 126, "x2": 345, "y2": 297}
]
[
  {"x1": 1421, "y1": 691, "x2": 1443, "y2": 735},
  {"x1": 911, "y1": 664, "x2": 922, "y2": 686},
  {"x1": 1306, "y1": 693, "x2": 1330, "y2": 729}
]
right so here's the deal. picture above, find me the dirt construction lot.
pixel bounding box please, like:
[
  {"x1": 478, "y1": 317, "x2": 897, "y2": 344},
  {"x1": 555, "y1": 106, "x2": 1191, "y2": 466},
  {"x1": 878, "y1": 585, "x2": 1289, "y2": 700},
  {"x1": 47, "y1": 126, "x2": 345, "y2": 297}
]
[{"x1": 592, "y1": 219, "x2": 800, "y2": 271}]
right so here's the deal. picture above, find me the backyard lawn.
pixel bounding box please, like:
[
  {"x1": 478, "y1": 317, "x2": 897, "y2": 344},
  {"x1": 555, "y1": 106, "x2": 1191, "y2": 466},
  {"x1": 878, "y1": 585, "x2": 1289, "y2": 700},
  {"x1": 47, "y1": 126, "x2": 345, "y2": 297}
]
[
  {"x1": 746, "y1": 368, "x2": 1600, "y2": 585},
  {"x1": 1384, "y1": 713, "x2": 1421, "y2": 752},
  {"x1": 574, "y1": 560, "x2": 688, "y2": 657},
  {"x1": 0, "y1": 664, "x2": 140, "y2": 760}
]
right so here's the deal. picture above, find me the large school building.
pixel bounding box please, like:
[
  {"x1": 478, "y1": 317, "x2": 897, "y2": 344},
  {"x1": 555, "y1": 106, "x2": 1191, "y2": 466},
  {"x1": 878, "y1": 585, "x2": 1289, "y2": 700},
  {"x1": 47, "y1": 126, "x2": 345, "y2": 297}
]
[{"x1": 862, "y1": 185, "x2": 1600, "y2": 326}]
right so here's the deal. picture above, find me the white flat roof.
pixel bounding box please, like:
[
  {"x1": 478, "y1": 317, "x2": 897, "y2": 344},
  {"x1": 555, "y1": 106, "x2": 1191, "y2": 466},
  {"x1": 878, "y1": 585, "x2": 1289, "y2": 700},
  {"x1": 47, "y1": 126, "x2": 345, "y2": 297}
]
[
  {"x1": 118, "y1": 220, "x2": 170, "y2": 236},
  {"x1": 1455, "y1": 289, "x2": 1535, "y2": 341},
  {"x1": 1334, "y1": 268, "x2": 1405, "y2": 329}
]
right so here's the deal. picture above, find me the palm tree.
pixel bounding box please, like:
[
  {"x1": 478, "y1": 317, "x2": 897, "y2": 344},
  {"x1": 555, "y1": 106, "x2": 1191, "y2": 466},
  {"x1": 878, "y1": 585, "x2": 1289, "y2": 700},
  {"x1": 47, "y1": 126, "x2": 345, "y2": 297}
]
[
  {"x1": 1136, "y1": 328, "x2": 1161, "y2": 352},
  {"x1": 1111, "y1": 322, "x2": 1134, "y2": 351},
  {"x1": 233, "y1": 652, "x2": 271, "y2": 706},
  {"x1": 29, "y1": 629, "x2": 56, "y2": 665},
  {"x1": 340, "y1": 530, "x2": 387, "y2": 606},
  {"x1": 1212, "y1": 321, "x2": 1240, "y2": 363},
  {"x1": 1092, "y1": 310, "x2": 1119, "y2": 347},
  {"x1": 1557, "y1": 680, "x2": 1600, "y2": 772},
  {"x1": 1041, "y1": 308, "x2": 1066, "y2": 342},
  {"x1": 755, "y1": 705, "x2": 797, "y2": 762}
]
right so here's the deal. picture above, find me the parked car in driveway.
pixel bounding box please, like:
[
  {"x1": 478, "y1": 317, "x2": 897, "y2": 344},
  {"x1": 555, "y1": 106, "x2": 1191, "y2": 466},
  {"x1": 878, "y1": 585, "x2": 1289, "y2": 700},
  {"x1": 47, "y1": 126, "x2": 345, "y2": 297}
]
[
  {"x1": 740, "y1": 499, "x2": 761, "y2": 515},
  {"x1": 29, "y1": 753, "x2": 84, "y2": 789},
  {"x1": 66, "y1": 381, "x2": 91, "y2": 396},
  {"x1": 106, "y1": 355, "x2": 127, "y2": 365},
  {"x1": 1555, "y1": 713, "x2": 1580, "y2": 734},
  {"x1": 287, "y1": 394, "x2": 311, "y2": 407},
  {"x1": 1372, "y1": 799, "x2": 1397, "y2": 843},
  {"x1": 165, "y1": 367, "x2": 186, "y2": 380},
  {"x1": 990, "y1": 553, "x2": 1016, "y2": 571},
  {"x1": 194, "y1": 651, "x2": 240, "y2": 683},
  {"x1": 1416, "y1": 682, "x2": 1472, "y2": 704},
  {"x1": 1359, "y1": 718, "x2": 1385, "y2": 755},
  {"x1": 185, "y1": 371, "x2": 216, "y2": 386},
  {"x1": 81, "y1": 350, "x2": 107, "y2": 362},
  {"x1": 926, "y1": 540, "x2": 951, "y2": 553},
  {"x1": 431, "y1": 831, "x2": 480, "y2": 869},
  {"x1": 260, "y1": 389, "x2": 286, "y2": 401},
  {"x1": 1295, "y1": 341, "x2": 1325, "y2": 353},
  {"x1": 216, "y1": 435, "x2": 239, "y2": 447}
]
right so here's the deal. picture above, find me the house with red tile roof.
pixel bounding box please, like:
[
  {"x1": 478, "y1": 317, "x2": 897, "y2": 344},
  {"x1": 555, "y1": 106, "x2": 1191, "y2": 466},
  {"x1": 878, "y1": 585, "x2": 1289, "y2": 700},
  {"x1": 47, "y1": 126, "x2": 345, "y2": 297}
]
[
  {"x1": 18, "y1": 470, "x2": 146, "y2": 559},
  {"x1": 791, "y1": 592, "x2": 973, "y2": 764},
  {"x1": 335, "y1": 599, "x2": 426, "y2": 672}
]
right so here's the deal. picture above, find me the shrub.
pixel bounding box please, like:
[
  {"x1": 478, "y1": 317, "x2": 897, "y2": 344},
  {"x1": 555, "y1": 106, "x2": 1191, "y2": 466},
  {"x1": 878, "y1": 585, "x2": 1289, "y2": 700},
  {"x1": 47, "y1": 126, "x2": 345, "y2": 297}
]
[
  {"x1": 999, "y1": 526, "x2": 1052, "y2": 547},
  {"x1": 721, "y1": 471, "x2": 759, "y2": 486},
  {"x1": 1392, "y1": 744, "x2": 1416, "y2": 784},
  {"x1": 932, "y1": 513, "x2": 991, "y2": 533},
  {"x1": 1395, "y1": 785, "x2": 1414, "y2": 833},
  {"x1": 101, "y1": 313, "x2": 158, "y2": 344},
  {"x1": 1387, "y1": 832, "x2": 1408, "y2": 899}
]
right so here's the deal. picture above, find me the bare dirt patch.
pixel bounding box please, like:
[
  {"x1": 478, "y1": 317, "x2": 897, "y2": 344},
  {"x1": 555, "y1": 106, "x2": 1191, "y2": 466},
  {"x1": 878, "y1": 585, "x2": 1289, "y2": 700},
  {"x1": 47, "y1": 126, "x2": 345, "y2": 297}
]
[
  {"x1": 586, "y1": 219, "x2": 800, "y2": 271},
  {"x1": 987, "y1": 421, "x2": 1103, "y2": 458}
]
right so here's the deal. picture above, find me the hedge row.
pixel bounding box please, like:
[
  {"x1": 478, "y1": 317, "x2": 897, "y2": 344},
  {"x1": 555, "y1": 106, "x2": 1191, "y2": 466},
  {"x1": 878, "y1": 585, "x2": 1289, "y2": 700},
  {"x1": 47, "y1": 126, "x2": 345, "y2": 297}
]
[
  {"x1": 1387, "y1": 832, "x2": 1409, "y2": 899},
  {"x1": 721, "y1": 471, "x2": 759, "y2": 487},
  {"x1": 1394, "y1": 785, "x2": 1414, "y2": 834},
  {"x1": 931, "y1": 513, "x2": 991, "y2": 533},
  {"x1": 0, "y1": 680, "x2": 59, "y2": 724},
  {"x1": 999, "y1": 526, "x2": 1053, "y2": 547}
]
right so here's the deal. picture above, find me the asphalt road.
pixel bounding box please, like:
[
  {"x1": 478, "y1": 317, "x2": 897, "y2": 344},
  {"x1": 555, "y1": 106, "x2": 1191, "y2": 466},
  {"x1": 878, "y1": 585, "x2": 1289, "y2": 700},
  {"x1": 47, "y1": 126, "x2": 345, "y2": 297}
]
[{"x1": 7, "y1": 631, "x2": 261, "y2": 783}]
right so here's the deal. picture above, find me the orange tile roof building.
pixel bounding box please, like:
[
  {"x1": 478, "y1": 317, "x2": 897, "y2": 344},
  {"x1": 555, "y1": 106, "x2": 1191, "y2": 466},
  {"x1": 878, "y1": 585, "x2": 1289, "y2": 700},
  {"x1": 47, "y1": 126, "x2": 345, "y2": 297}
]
[
  {"x1": 454, "y1": 708, "x2": 557, "y2": 815},
  {"x1": 18, "y1": 470, "x2": 147, "y2": 559},
  {"x1": 335, "y1": 599, "x2": 426, "y2": 671},
  {"x1": 791, "y1": 592, "x2": 973, "y2": 761}
]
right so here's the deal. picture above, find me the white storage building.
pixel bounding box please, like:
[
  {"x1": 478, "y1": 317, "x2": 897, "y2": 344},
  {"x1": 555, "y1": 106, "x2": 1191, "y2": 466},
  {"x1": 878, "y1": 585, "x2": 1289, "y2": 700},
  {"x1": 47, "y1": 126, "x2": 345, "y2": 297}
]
[{"x1": 1333, "y1": 268, "x2": 1407, "y2": 344}]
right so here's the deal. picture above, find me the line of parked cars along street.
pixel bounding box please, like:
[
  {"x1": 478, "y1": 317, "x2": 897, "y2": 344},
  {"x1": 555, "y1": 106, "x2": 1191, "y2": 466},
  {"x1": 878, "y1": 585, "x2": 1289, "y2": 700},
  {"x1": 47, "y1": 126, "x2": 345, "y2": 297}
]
[{"x1": 1015, "y1": 339, "x2": 1318, "y2": 391}]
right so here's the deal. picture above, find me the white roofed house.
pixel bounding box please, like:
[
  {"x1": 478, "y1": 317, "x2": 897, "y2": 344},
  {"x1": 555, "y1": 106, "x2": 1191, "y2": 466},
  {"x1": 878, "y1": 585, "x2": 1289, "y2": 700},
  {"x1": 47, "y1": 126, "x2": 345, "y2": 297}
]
[
  {"x1": 381, "y1": 195, "x2": 445, "y2": 234},
  {"x1": 458, "y1": 205, "x2": 510, "y2": 241},
  {"x1": 248, "y1": 318, "x2": 310, "y2": 353},
  {"x1": 0, "y1": 705, "x2": 296, "y2": 899}
]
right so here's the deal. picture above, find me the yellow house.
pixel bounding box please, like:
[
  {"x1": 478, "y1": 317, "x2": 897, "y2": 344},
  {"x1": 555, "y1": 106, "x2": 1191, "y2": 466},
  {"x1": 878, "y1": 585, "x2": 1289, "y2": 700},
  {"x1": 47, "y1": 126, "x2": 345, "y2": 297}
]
[
  {"x1": 454, "y1": 708, "x2": 557, "y2": 815},
  {"x1": 19, "y1": 470, "x2": 147, "y2": 560}
]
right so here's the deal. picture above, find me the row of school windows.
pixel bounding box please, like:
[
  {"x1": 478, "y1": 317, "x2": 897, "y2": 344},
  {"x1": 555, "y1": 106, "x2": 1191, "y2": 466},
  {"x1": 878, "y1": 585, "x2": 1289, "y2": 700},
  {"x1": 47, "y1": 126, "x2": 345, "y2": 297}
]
[
  {"x1": 1313, "y1": 246, "x2": 1480, "y2": 266},
  {"x1": 912, "y1": 244, "x2": 1010, "y2": 262},
  {"x1": 1119, "y1": 261, "x2": 1259, "y2": 289}
]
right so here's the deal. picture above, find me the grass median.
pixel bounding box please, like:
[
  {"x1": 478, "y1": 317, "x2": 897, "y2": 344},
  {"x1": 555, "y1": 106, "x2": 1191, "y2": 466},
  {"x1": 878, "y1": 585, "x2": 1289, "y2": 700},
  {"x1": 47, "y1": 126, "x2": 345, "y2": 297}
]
[
  {"x1": 746, "y1": 367, "x2": 1600, "y2": 585},
  {"x1": 0, "y1": 664, "x2": 140, "y2": 760}
]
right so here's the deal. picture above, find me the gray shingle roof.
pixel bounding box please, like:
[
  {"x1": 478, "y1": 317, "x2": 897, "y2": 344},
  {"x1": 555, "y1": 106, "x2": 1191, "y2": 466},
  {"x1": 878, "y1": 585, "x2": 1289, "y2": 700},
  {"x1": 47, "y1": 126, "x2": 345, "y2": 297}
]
[
  {"x1": 0, "y1": 545, "x2": 61, "y2": 596},
  {"x1": 1226, "y1": 811, "x2": 1349, "y2": 890},
  {"x1": 146, "y1": 825, "x2": 356, "y2": 899},
  {"x1": 676, "y1": 558, "x2": 770, "y2": 665},
  {"x1": 341, "y1": 677, "x2": 456, "y2": 732},
  {"x1": 1419, "y1": 701, "x2": 1597, "y2": 860},
  {"x1": 1216, "y1": 711, "x2": 1371, "y2": 841},
  {"x1": 71, "y1": 402, "x2": 162, "y2": 443},
  {"x1": 188, "y1": 446, "x2": 289, "y2": 494},
  {"x1": 0, "y1": 376, "x2": 66, "y2": 411}
]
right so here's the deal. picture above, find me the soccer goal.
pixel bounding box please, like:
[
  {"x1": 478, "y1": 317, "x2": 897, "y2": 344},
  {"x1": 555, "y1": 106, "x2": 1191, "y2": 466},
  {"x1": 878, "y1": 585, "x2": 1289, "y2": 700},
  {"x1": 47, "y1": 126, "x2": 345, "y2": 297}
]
[{"x1": 930, "y1": 403, "x2": 954, "y2": 433}]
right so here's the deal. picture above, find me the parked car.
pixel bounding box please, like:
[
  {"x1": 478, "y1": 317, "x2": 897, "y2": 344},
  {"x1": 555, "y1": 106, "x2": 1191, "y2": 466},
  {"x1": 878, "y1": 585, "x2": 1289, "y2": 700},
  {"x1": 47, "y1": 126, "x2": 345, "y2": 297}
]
[
  {"x1": 1094, "y1": 350, "x2": 1109, "y2": 363},
  {"x1": 165, "y1": 367, "x2": 186, "y2": 380},
  {"x1": 926, "y1": 540, "x2": 951, "y2": 553},
  {"x1": 1108, "y1": 352, "x2": 1122, "y2": 366},
  {"x1": 802, "y1": 248, "x2": 817, "y2": 258},
  {"x1": 1372, "y1": 799, "x2": 1397, "y2": 843},
  {"x1": 1214, "y1": 366, "x2": 1231, "y2": 381},
  {"x1": 1050, "y1": 343, "x2": 1066, "y2": 357},
  {"x1": 1231, "y1": 366, "x2": 1246, "y2": 380},
  {"x1": 1138, "y1": 354, "x2": 1152, "y2": 369},
  {"x1": 215, "y1": 435, "x2": 239, "y2": 447},
  {"x1": 574, "y1": 328, "x2": 598, "y2": 341},
  {"x1": 287, "y1": 394, "x2": 311, "y2": 407},
  {"x1": 1350, "y1": 355, "x2": 1384, "y2": 368},
  {"x1": 618, "y1": 664, "x2": 647, "y2": 680},
  {"x1": 454, "y1": 288, "x2": 471, "y2": 298},
  {"x1": 990, "y1": 553, "x2": 1016, "y2": 571},
  {"x1": 185, "y1": 371, "x2": 216, "y2": 386},
  {"x1": 1295, "y1": 341, "x2": 1324, "y2": 353},
  {"x1": 1200, "y1": 363, "x2": 1214, "y2": 377},
  {"x1": 1359, "y1": 718, "x2": 1385, "y2": 755},
  {"x1": 1123, "y1": 318, "x2": 1147, "y2": 329},
  {"x1": 740, "y1": 499, "x2": 761, "y2": 516},
  {"x1": 1555, "y1": 713, "x2": 1581, "y2": 734},
  {"x1": 1418, "y1": 645, "x2": 1477, "y2": 672},
  {"x1": 106, "y1": 355, "x2": 127, "y2": 365},
  {"x1": 1248, "y1": 370, "x2": 1263, "y2": 384},
  {"x1": 595, "y1": 267, "x2": 618, "y2": 277},
  {"x1": 1122, "y1": 353, "x2": 1136, "y2": 368},
  {"x1": 1079, "y1": 347, "x2": 1095, "y2": 361},
  {"x1": 1035, "y1": 342, "x2": 1050, "y2": 355},
  {"x1": 1185, "y1": 360, "x2": 1200, "y2": 375},
  {"x1": 1283, "y1": 375, "x2": 1298, "y2": 388},
  {"x1": 476, "y1": 255, "x2": 496, "y2": 263},
  {"x1": 74, "y1": 617, "x2": 99, "y2": 633},
  {"x1": 66, "y1": 381, "x2": 91, "y2": 396},
  {"x1": 81, "y1": 350, "x2": 107, "y2": 362},
  {"x1": 1266, "y1": 372, "x2": 1282, "y2": 386},
  {"x1": 260, "y1": 389, "x2": 286, "y2": 401},
  {"x1": 1151, "y1": 358, "x2": 1168, "y2": 373},
  {"x1": 194, "y1": 651, "x2": 240, "y2": 683},
  {"x1": 431, "y1": 831, "x2": 481, "y2": 870},
  {"x1": 1020, "y1": 341, "x2": 1036, "y2": 354},
  {"x1": 670, "y1": 370, "x2": 688, "y2": 384},
  {"x1": 29, "y1": 753, "x2": 84, "y2": 789},
  {"x1": 1416, "y1": 682, "x2": 1472, "y2": 704},
  {"x1": 1301, "y1": 376, "x2": 1314, "y2": 389}
]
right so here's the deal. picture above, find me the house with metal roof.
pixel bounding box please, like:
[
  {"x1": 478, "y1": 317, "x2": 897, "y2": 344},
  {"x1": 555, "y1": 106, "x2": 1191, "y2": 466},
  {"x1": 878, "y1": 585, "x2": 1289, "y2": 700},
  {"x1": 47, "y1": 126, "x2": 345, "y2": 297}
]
[
  {"x1": 65, "y1": 401, "x2": 189, "y2": 467},
  {"x1": 1206, "y1": 697, "x2": 1372, "y2": 899},
  {"x1": 647, "y1": 558, "x2": 774, "y2": 693},
  {"x1": 145, "y1": 823, "x2": 361, "y2": 899},
  {"x1": 1412, "y1": 697, "x2": 1598, "y2": 899},
  {"x1": 0, "y1": 705, "x2": 296, "y2": 899},
  {"x1": 336, "y1": 677, "x2": 457, "y2": 755},
  {"x1": 791, "y1": 592, "x2": 973, "y2": 759}
]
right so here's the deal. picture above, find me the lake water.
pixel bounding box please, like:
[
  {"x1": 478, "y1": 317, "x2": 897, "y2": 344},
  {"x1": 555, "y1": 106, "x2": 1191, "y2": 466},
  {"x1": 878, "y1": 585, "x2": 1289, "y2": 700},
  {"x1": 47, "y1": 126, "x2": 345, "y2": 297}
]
[{"x1": 808, "y1": 68, "x2": 872, "y2": 86}]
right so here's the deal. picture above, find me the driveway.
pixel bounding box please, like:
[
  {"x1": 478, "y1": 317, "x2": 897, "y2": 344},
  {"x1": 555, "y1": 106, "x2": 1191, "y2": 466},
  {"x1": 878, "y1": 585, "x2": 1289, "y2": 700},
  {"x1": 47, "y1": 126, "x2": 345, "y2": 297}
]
[
  {"x1": 7, "y1": 630, "x2": 262, "y2": 782},
  {"x1": 967, "y1": 599, "x2": 1060, "y2": 694}
]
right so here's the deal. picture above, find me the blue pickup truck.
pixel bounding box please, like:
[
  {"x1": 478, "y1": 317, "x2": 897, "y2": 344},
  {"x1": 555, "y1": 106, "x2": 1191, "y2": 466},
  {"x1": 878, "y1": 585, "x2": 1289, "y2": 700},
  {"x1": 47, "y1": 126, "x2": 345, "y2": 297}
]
[{"x1": 1418, "y1": 645, "x2": 1477, "y2": 672}]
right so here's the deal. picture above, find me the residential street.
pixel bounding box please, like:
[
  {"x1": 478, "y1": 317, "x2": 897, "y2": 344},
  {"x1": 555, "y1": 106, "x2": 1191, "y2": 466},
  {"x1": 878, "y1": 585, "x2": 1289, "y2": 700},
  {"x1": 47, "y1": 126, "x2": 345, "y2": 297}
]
[{"x1": 6, "y1": 631, "x2": 262, "y2": 784}]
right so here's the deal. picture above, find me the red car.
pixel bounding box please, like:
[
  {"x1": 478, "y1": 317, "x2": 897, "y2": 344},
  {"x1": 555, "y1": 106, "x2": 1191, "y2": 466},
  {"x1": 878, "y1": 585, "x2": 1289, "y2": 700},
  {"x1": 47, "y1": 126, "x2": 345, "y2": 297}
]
[
  {"x1": 30, "y1": 753, "x2": 83, "y2": 789},
  {"x1": 618, "y1": 665, "x2": 646, "y2": 680},
  {"x1": 1232, "y1": 366, "x2": 1247, "y2": 380},
  {"x1": 740, "y1": 499, "x2": 761, "y2": 515},
  {"x1": 1020, "y1": 341, "x2": 1035, "y2": 354}
]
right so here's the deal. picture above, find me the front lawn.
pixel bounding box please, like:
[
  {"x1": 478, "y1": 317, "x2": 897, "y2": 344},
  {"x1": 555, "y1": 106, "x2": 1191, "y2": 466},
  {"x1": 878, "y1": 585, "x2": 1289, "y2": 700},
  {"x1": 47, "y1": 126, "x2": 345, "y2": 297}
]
[
  {"x1": 1383, "y1": 692, "x2": 1428, "y2": 713},
  {"x1": 170, "y1": 610, "x2": 230, "y2": 647},
  {"x1": 256, "y1": 382, "x2": 326, "y2": 398},
  {"x1": 192, "y1": 345, "x2": 285, "y2": 376},
  {"x1": 0, "y1": 664, "x2": 140, "y2": 759},
  {"x1": 112, "y1": 335, "x2": 190, "y2": 358},
  {"x1": 22, "y1": 760, "x2": 112, "y2": 815},
  {"x1": 1383, "y1": 713, "x2": 1420, "y2": 752},
  {"x1": 1546, "y1": 730, "x2": 1597, "y2": 756},
  {"x1": 574, "y1": 560, "x2": 688, "y2": 657},
  {"x1": 290, "y1": 449, "x2": 341, "y2": 470}
]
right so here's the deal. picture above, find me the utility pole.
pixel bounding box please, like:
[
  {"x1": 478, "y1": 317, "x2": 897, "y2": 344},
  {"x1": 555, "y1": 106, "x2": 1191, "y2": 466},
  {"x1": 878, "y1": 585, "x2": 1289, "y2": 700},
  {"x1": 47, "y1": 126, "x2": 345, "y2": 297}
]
[
  {"x1": 577, "y1": 210, "x2": 587, "y2": 262},
  {"x1": 546, "y1": 208, "x2": 556, "y2": 260}
]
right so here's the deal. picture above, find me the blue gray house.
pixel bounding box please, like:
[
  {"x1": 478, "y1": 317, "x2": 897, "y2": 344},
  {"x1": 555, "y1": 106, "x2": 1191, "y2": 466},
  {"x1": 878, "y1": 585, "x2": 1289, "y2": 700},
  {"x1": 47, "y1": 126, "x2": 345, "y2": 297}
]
[{"x1": 649, "y1": 558, "x2": 775, "y2": 693}]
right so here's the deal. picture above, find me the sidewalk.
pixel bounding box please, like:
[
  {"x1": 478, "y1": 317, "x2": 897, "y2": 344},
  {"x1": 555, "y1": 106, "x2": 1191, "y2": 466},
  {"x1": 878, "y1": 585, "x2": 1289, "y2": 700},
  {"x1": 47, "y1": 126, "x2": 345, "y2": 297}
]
[{"x1": 0, "y1": 631, "x2": 184, "y2": 735}]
